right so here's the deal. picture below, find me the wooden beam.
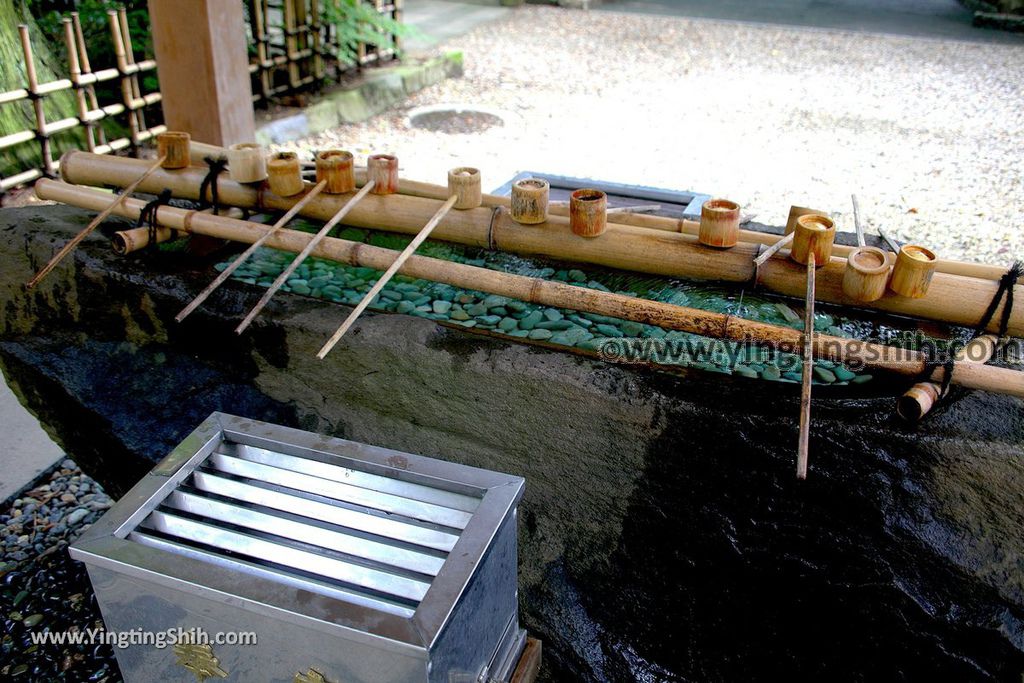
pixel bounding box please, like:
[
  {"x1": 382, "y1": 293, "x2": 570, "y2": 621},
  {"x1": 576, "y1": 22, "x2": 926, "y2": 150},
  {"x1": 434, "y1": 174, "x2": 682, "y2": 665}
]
[{"x1": 147, "y1": 0, "x2": 254, "y2": 146}]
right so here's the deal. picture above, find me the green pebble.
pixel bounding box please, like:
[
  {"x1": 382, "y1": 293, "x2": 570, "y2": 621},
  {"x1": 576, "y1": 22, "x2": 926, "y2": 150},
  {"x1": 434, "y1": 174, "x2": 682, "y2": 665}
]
[
  {"x1": 482, "y1": 294, "x2": 509, "y2": 308},
  {"x1": 643, "y1": 327, "x2": 667, "y2": 339},
  {"x1": 433, "y1": 300, "x2": 453, "y2": 315},
  {"x1": 536, "y1": 320, "x2": 575, "y2": 331},
  {"x1": 520, "y1": 311, "x2": 544, "y2": 330},
  {"x1": 322, "y1": 285, "x2": 342, "y2": 297},
  {"x1": 450, "y1": 309, "x2": 470, "y2": 321},
  {"x1": 288, "y1": 278, "x2": 308, "y2": 287},
  {"x1": 507, "y1": 301, "x2": 528, "y2": 313},
  {"x1": 23, "y1": 614, "x2": 44, "y2": 628},
  {"x1": 311, "y1": 287, "x2": 323, "y2": 298},
  {"x1": 348, "y1": 278, "x2": 366, "y2": 288},
  {"x1": 833, "y1": 366, "x2": 857, "y2": 381},
  {"x1": 381, "y1": 290, "x2": 403, "y2": 301},
  {"x1": 813, "y1": 367, "x2": 837, "y2": 383},
  {"x1": 491, "y1": 306, "x2": 509, "y2": 316},
  {"x1": 416, "y1": 305, "x2": 431, "y2": 313},
  {"x1": 595, "y1": 324, "x2": 624, "y2": 338},
  {"x1": 567, "y1": 269, "x2": 586, "y2": 282},
  {"x1": 457, "y1": 294, "x2": 475, "y2": 304},
  {"x1": 291, "y1": 284, "x2": 311, "y2": 295},
  {"x1": 402, "y1": 290, "x2": 423, "y2": 301},
  {"x1": 587, "y1": 280, "x2": 611, "y2": 292},
  {"x1": 412, "y1": 296, "x2": 431, "y2": 307},
  {"x1": 620, "y1": 321, "x2": 645, "y2": 337},
  {"x1": 396, "y1": 301, "x2": 415, "y2": 314},
  {"x1": 543, "y1": 308, "x2": 563, "y2": 321},
  {"x1": 568, "y1": 315, "x2": 593, "y2": 328},
  {"x1": 498, "y1": 317, "x2": 519, "y2": 331},
  {"x1": 308, "y1": 276, "x2": 331, "y2": 288},
  {"x1": 468, "y1": 304, "x2": 489, "y2": 316},
  {"x1": 528, "y1": 329, "x2": 553, "y2": 341},
  {"x1": 734, "y1": 365, "x2": 759, "y2": 379},
  {"x1": 576, "y1": 339, "x2": 605, "y2": 351},
  {"x1": 478, "y1": 315, "x2": 502, "y2": 325},
  {"x1": 783, "y1": 371, "x2": 803, "y2": 382},
  {"x1": 458, "y1": 320, "x2": 477, "y2": 328},
  {"x1": 509, "y1": 329, "x2": 531, "y2": 338},
  {"x1": 394, "y1": 283, "x2": 419, "y2": 292},
  {"x1": 851, "y1": 374, "x2": 873, "y2": 384}
]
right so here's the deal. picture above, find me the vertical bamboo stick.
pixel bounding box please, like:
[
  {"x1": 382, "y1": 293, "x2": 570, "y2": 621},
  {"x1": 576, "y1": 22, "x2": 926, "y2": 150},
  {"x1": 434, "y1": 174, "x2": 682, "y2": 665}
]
[
  {"x1": 63, "y1": 18, "x2": 95, "y2": 152},
  {"x1": 236, "y1": 181, "x2": 377, "y2": 333},
  {"x1": 310, "y1": 0, "x2": 324, "y2": 80},
  {"x1": 284, "y1": 0, "x2": 300, "y2": 89},
  {"x1": 108, "y1": 10, "x2": 139, "y2": 151},
  {"x1": 317, "y1": 194, "x2": 459, "y2": 358},
  {"x1": 796, "y1": 252, "x2": 816, "y2": 480},
  {"x1": 72, "y1": 12, "x2": 107, "y2": 147},
  {"x1": 177, "y1": 181, "x2": 328, "y2": 322},
  {"x1": 252, "y1": 0, "x2": 272, "y2": 101},
  {"x1": 118, "y1": 7, "x2": 148, "y2": 135},
  {"x1": 19, "y1": 24, "x2": 53, "y2": 177}
]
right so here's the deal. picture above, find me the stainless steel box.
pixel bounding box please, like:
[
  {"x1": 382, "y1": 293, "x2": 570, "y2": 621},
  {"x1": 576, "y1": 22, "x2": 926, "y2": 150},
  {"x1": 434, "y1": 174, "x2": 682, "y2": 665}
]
[{"x1": 70, "y1": 413, "x2": 526, "y2": 683}]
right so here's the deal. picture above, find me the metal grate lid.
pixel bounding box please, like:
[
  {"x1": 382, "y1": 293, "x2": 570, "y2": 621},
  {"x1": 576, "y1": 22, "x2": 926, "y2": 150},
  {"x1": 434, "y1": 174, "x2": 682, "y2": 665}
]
[{"x1": 71, "y1": 413, "x2": 524, "y2": 647}]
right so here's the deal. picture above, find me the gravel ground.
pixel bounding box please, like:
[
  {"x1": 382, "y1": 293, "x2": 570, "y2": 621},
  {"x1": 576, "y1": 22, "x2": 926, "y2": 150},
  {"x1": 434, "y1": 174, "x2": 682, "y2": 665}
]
[
  {"x1": 279, "y1": 7, "x2": 1024, "y2": 267},
  {"x1": 1, "y1": 460, "x2": 120, "y2": 681}
]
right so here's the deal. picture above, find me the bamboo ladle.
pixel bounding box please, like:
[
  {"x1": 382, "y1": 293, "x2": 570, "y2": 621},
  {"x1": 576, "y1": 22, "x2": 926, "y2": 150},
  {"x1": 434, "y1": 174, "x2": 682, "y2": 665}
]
[
  {"x1": 26, "y1": 155, "x2": 166, "y2": 289},
  {"x1": 317, "y1": 167, "x2": 482, "y2": 358},
  {"x1": 797, "y1": 253, "x2": 816, "y2": 480}
]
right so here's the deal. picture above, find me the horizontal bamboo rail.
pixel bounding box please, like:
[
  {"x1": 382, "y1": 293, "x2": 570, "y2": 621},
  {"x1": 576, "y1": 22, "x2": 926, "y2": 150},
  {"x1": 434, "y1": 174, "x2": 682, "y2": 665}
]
[
  {"x1": 34, "y1": 179, "x2": 1024, "y2": 400},
  {"x1": 58, "y1": 152, "x2": 1024, "y2": 338}
]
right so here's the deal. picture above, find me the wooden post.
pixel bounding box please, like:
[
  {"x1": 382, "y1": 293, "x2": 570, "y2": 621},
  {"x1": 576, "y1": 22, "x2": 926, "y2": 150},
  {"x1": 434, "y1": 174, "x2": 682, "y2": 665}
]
[{"x1": 147, "y1": 0, "x2": 255, "y2": 146}]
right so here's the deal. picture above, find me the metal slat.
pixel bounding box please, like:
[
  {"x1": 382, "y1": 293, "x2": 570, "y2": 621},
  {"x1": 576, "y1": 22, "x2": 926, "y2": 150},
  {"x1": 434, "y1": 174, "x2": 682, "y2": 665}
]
[
  {"x1": 219, "y1": 443, "x2": 480, "y2": 513},
  {"x1": 127, "y1": 530, "x2": 416, "y2": 618},
  {"x1": 145, "y1": 511, "x2": 431, "y2": 602},
  {"x1": 165, "y1": 491, "x2": 445, "y2": 576},
  {"x1": 209, "y1": 453, "x2": 473, "y2": 530},
  {"x1": 190, "y1": 471, "x2": 459, "y2": 552}
]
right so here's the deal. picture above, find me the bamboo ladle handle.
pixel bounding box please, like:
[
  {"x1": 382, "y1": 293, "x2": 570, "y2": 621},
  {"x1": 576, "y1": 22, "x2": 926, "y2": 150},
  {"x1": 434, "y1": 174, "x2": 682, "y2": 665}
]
[
  {"x1": 176, "y1": 180, "x2": 328, "y2": 323},
  {"x1": 26, "y1": 155, "x2": 166, "y2": 289},
  {"x1": 797, "y1": 252, "x2": 816, "y2": 480},
  {"x1": 235, "y1": 180, "x2": 376, "y2": 334},
  {"x1": 317, "y1": 194, "x2": 459, "y2": 359}
]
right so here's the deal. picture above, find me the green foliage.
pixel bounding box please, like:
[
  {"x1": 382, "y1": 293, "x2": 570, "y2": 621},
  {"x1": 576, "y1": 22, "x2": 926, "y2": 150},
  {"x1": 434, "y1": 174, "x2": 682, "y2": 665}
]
[{"x1": 320, "y1": 0, "x2": 411, "y2": 66}]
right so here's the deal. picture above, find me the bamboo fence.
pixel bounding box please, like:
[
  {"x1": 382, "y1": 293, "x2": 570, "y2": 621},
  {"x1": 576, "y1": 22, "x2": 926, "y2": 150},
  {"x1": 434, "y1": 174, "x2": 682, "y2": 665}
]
[
  {"x1": 246, "y1": 0, "x2": 402, "y2": 105},
  {"x1": 0, "y1": 10, "x2": 164, "y2": 197}
]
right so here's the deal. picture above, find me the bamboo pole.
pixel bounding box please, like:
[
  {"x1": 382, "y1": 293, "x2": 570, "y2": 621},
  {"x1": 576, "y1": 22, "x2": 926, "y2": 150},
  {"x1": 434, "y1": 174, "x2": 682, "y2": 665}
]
[
  {"x1": 19, "y1": 25, "x2": 53, "y2": 177},
  {"x1": 72, "y1": 13, "x2": 107, "y2": 147},
  {"x1": 118, "y1": 7, "x2": 147, "y2": 137},
  {"x1": 318, "y1": 194, "x2": 459, "y2": 358},
  {"x1": 797, "y1": 254, "x2": 815, "y2": 480},
  {"x1": 897, "y1": 334, "x2": 999, "y2": 421},
  {"x1": 63, "y1": 18, "x2": 94, "y2": 151},
  {"x1": 59, "y1": 153, "x2": 1024, "y2": 338},
  {"x1": 113, "y1": 207, "x2": 245, "y2": 254},
  {"x1": 108, "y1": 11, "x2": 139, "y2": 150},
  {"x1": 35, "y1": 179, "x2": 1024, "y2": 401},
  {"x1": 176, "y1": 181, "x2": 328, "y2": 323},
  {"x1": 27, "y1": 158, "x2": 165, "y2": 288},
  {"x1": 753, "y1": 233, "x2": 794, "y2": 268},
  {"x1": 235, "y1": 181, "x2": 377, "y2": 333}
]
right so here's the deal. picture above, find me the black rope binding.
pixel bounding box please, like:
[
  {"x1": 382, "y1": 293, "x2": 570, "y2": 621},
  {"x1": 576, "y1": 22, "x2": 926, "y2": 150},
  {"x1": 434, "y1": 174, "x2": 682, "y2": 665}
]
[
  {"x1": 974, "y1": 260, "x2": 1023, "y2": 339},
  {"x1": 134, "y1": 189, "x2": 173, "y2": 250},
  {"x1": 199, "y1": 156, "x2": 229, "y2": 215}
]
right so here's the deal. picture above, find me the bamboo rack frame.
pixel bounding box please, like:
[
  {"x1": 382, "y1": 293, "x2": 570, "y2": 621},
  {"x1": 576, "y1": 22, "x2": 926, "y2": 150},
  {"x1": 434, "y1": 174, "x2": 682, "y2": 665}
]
[
  {"x1": 34, "y1": 178, "x2": 1024, "y2": 400},
  {"x1": 0, "y1": 16, "x2": 164, "y2": 197},
  {"x1": 58, "y1": 152, "x2": 1024, "y2": 338},
  {"x1": 245, "y1": 0, "x2": 402, "y2": 105}
]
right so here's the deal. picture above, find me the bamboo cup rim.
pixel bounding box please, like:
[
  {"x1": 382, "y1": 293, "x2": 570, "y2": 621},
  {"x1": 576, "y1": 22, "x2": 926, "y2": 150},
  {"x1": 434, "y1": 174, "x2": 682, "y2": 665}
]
[
  {"x1": 847, "y1": 246, "x2": 889, "y2": 275},
  {"x1": 450, "y1": 166, "x2": 480, "y2": 177},
  {"x1": 796, "y1": 214, "x2": 835, "y2": 232},
  {"x1": 572, "y1": 188, "x2": 606, "y2": 202},
  {"x1": 270, "y1": 151, "x2": 298, "y2": 162},
  {"x1": 703, "y1": 198, "x2": 739, "y2": 213},
  {"x1": 230, "y1": 142, "x2": 262, "y2": 151},
  {"x1": 515, "y1": 178, "x2": 549, "y2": 190},
  {"x1": 900, "y1": 245, "x2": 937, "y2": 263},
  {"x1": 369, "y1": 153, "x2": 397, "y2": 163},
  {"x1": 318, "y1": 149, "x2": 353, "y2": 162}
]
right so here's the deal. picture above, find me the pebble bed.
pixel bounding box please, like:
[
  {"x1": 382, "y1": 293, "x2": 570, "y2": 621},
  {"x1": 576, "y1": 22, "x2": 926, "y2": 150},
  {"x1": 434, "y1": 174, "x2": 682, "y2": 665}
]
[
  {"x1": 1, "y1": 460, "x2": 120, "y2": 681},
  {"x1": 278, "y1": 6, "x2": 1024, "y2": 267},
  {"x1": 221, "y1": 221, "x2": 963, "y2": 386}
]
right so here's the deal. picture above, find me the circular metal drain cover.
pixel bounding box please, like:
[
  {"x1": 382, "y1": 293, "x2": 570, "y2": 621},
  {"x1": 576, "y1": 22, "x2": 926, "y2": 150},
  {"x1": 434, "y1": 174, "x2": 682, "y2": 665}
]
[{"x1": 407, "y1": 105, "x2": 505, "y2": 134}]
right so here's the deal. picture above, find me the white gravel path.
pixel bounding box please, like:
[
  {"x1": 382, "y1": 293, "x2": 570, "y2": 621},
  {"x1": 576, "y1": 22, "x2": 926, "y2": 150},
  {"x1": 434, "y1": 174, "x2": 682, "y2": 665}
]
[{"x1": 279, "y1": 7, "x2": 1024, "y2": 267}]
